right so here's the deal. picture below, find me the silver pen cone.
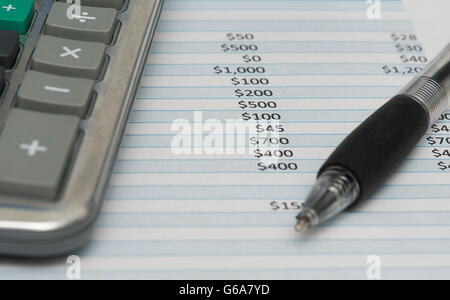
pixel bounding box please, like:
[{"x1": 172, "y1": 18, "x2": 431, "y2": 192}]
[{"x1": 295, "y1": 167, "x2": 360, "y2": 230}]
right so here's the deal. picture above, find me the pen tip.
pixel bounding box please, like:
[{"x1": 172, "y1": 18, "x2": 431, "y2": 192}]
[{"x1": 295, "y1": 218, "x2": 310, "y2": 232}]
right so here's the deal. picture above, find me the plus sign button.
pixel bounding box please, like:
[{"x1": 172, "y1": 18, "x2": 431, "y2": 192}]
[{"x1": 0, "y1": 109, "x2": 79, "y2": 198}]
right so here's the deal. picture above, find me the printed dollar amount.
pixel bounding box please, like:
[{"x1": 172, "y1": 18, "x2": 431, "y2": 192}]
[
  {"x1": 255, "y1": 124, "x2": 285, "y2": 133},
  {"x1": 382, "y1": 65, "x2": 423, "y2": 75},
  {"x1": 231, "y1": 77, "x2": 270, "y2": 86},
  {"x1": 395, "y1": 44, "x2": 423, "y2": 53},
  {"x1": 257, "y1": 162, "x2": 299, "y2": 171},
  {"x1": 222, "y1": 44, "x2": 258, "y2": 52},
  {"x1": 239, "y1": 100, "x2": 277, "y2": 109},
  {"x1": 270, "y1": 201, "x2": 302, "y2": 211},
  {"x1": 250, "y1": 137, "x2": 290, "y2": 146},
  {"x1": 226, "y1": 33, "x2": 255, "y2": 41},
  {"x1": 242, "y1": 55, "x2": 262, "y2": 63},
  {"x1": 391, "y1": 33, "x2": 417, "y2": 41},
  {"x1": 254, "y1": 149, "x2": 294, "y2": 158},
  {"x1": 432, "y1": 149, "x2": 450, "y2": 158},
  {"x1": 235, "y1": 89, "x2": 274, "y2": 97},
  {"x1": 213, "y1": 66, "x2": 266, "y2": 75},
  {"x1": 431, "y1": 124, "x2": 450, "y2": 133},
  {"x1": 426, "y1": 136, "x2": 450, "y2": 146},
  {"x1": 438, "y1": 113, "x2": 450, "y2": 121},
  {"x1": 399, "y1": 55, "x2": 427, "y2": 63},
  {"x1": 242, "y1": 112, "x2": 281, "y2": 121},
  {"x1": 437, "y1": 161, "x2": 450, "y2": 171}
]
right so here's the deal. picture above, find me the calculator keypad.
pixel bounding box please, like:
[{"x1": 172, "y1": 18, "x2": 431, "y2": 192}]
[
  {"x1": 0, "y1": 0, "x2": 162, "y2": 256},
  {"x1": 0, "y1": 1, "x2": 126, "y2": 198}
]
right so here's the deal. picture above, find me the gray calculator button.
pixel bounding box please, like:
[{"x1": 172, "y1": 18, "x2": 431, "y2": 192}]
[
  {"x1": 17, "y1": 71, "x2": 95, "y2": 116},
  {"x1": 31, "y1": 36, "x2": 106, "y2": 79},
  {"x1": 56, "y1": 0, "x2": 125, "y2": 9},
  {"x1": 46, "y1": 2, "x2": 118, "y2": 43},
  {"x1": 0, "y1": 109, "x2": 80, "y2": 198}
]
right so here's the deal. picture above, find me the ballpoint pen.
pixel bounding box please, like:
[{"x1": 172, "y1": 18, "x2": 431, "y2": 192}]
[{"x1": 295, "y1": 42, "x2": 450, "y2": 231}]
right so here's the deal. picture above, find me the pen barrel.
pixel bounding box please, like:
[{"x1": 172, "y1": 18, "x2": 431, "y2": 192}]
[{"x1": 319, "y1": 94, "x2": 429, "y2": 201}]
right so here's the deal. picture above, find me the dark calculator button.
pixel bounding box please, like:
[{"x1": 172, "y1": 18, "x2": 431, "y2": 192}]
[
  {"x1": 0, "y1": 30, "x2": 19, "y2": 68},
  {"x1": 0, "y1": 65, "x2": 4, "y2": 94}
]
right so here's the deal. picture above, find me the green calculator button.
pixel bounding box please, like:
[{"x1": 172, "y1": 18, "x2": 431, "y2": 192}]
[{"x1": 0, "y1": 0, "x2": 34, "y2": 34}]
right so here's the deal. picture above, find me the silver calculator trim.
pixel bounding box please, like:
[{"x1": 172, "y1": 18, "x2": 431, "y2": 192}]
[{"x1": 0, "y1": 0, "x2": 163, "y2": 256}]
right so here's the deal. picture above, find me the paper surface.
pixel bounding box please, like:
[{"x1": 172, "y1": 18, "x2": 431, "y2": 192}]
[{"x1": 2, "y1": 0, "x2": 450, "y2": 279}]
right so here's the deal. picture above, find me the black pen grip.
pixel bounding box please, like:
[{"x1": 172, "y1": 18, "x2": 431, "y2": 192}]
[{"x1": 319, "y1": 94, "x2": 429, "y2": 201}]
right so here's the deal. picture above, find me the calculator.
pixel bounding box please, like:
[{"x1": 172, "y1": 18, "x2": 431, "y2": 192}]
[{"x1": 0, "y1": 0, "x2": 163, "y2": 256}]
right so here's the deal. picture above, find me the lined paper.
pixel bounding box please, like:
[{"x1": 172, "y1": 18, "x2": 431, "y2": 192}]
[{"x1": 1, "y1": 0, "x2": 450, "y2": 279}]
